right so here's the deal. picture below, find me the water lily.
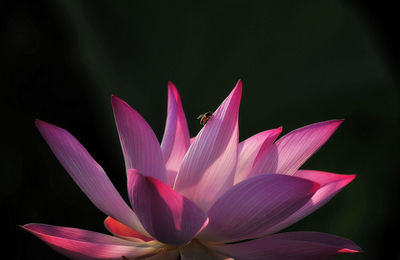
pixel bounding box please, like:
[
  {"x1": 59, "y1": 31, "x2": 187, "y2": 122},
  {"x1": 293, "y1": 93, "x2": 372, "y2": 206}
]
[{"x1": 23, "y1": 80, "x2": 361, "y2": 259}]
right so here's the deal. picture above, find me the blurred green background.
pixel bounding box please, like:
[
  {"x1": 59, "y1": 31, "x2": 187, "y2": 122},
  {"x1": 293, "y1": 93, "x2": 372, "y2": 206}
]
[{"x1": 1, "y1": 0, "x2": 399, "y2": 259}]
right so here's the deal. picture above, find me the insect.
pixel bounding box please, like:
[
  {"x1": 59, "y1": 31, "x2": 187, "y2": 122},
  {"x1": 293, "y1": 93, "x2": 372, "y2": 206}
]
[{"x1": 197, "y1": 111, "x2": 213, "y2": 125}]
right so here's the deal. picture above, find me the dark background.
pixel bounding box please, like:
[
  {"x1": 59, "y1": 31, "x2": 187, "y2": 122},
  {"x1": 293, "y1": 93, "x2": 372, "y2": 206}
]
[{"x1": 1, "y1": 1, "x2": 399, "y2": 259}]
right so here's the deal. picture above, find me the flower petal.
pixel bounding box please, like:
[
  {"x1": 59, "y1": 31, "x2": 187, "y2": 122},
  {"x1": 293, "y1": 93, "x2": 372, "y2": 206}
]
[
  {"x1": 127, "y1": 169, "x2": 209, "y2": 246},
  {"x1": 104, "y1": 217, "x2": 153, "y2": 242},
  {"x1": 266, "y1": 170, "x2": 356, "y2": 234},
  {"x1": 35, "y1": 119, "x2": 147, "y2": 235},
  {"x1": 161, "y1": 82, "x2": 191, "y2": 186},
  {"x1": 234, "y1": 127, "x2": 282, "y2": 184},
  {"x1": 210, "y1": 231, "x2": 362, "y2": 260},
  {"x1": 180, "y1": 240, "x2": 231, "y2": 260},
  {"x1": 22, "y1": 223, "x2": 162, "y2": 260},
  {"x1": 198, "y1": 174, "x2": 319, "y2": 242},
  {"x1": 250, "y1": 120, "x2": 343, "y2": 177},
  {"x1": 174, "y1": 80, "x2": 242, "y2": 211},
  {"x1": 112, "y1": 95, "x2": 167, "y2": 183}
]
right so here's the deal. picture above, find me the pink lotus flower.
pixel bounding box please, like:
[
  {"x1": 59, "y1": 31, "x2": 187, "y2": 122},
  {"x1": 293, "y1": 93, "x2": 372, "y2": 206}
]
[{"x1": 23, "y1": 80, "x2": 361, "y2": 259}]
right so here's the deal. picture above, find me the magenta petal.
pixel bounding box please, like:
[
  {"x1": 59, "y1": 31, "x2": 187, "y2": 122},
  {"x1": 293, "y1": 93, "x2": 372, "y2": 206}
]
[
  {"x1": 161, "y1": 82, "x2": 191, "y2": 186},
  {"x1": 22, "y1": 224, "x2": 161, "y2": 260},
  {"x1": 251, "y1": 120, "x2": 343, "y2": 177},
  {"x1": 198, "y1": 174, "x2": 319, "y2": 242},
  {"x1": 127, "y1": 169, "x2": 208, "y2": 246},
  {"x1": 210, "y1": 231, "x2": 361, "y2": 260},
  {"x1": 267, "y1": 170, "x2": 356, "y2": 234},
  {"x1": 234, "y1": 127, "x2": 282, "y2": 184},
  {"x1": 35, "y1": 119, "x2": 147, "y2": 235},
  {"x1": 174, "y1": 80, "x2": 242, "y2": 211},
  {"x1": 112, "y1": 95, "x2": 167, "y2": 183}
]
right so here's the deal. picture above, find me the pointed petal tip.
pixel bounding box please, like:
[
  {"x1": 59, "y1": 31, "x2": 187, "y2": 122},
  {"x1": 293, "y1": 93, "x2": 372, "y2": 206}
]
[
  {"x1": 19, "y1": 224, "x2": 27, "y2": 229},
  {"x1": 167, "y1": 81, "x2": 181, "y2": 101},
  {"x1": 34, "y1": 119, "x2": 61, "y2": 133},
  {"x1": 338, "y1": 239, "x2": 363, "y2": 254},
  {"x1": 347, "y1": 174, "x2": 356, "y2": 181},
  {"x1": 328, "y1": 119, "x2": 344, "y2": 127},
  {"x1": 111, "y1": 94, "x2": 123, "y2": 104},
  {"x1": 338, "y1": 247, "x2": 362, "y2": 254},
  {"x1": 225, "y1": 79, "x2": 243, "y2": 106},
  {"x1": 34, "y1": 118, "x2": 49, "y2": 128},
  {"x1": 234, "y1": 79, "x2": 243, "y2": 93},
  {"x1": 20, "y1": 223, "x2": 38, "y2": 232},
  {"x1": 111, "y1": 95, "x2": 133, "y2": 109},
  {"x1": 273, "y1": 126, "x2": 283, "y2": 135},
  {"x1": 341, "y1": 174, "x2": 356, "y2": 186},
  {"x1": 167, "y1": 80, "x2": 176, "y2": 88}
]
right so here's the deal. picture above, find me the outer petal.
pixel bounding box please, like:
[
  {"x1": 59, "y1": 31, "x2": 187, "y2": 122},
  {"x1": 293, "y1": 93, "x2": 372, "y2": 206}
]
[
  {"x1": 35, "y1": 119, "x2": 147, "y2": 235},
  {"x1": 174, "y1": 80, "x2": 242, "y2": 211},
  {"x1": 161, "y1": 82, "x2": 191, "y2": 186},
  {"x1": 127, "y1": 169, "x2": 208, "y2": 246},
  {"x1": 198, "y1": 174, "x2": 319, "y2": 243},
  {"x1": 22, "y1": 224, "x2": 163, "y2": 260},
  {"x1": 234, "y1": 127, "x2": 282, "y2": 184},
  {"x1": 266, "y1": 170, "x2": 356, "y2": 234},
  {"x1": 104, "y1": 217, "x2": 153, "y2": 242},
  {"x1": 112, "y1": 95, "x2": 167, "y2": 183},
  {"x1": 250, "y1": 120, "x2": 343, "y2": 177},
  {"x1": 210, "y1": 231, "x2": 361, "y2": 260}
]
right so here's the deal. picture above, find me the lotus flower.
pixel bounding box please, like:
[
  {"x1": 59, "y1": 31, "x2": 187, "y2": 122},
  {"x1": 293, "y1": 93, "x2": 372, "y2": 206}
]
[{"x1": 22, "y1": 80, "x2": 361, "y2": 259}]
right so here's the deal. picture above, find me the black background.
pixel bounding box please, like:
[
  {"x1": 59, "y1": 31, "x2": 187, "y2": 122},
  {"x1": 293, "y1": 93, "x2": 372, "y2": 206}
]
[{"x1": 1, "y1": 1, "x2": 399, "y2": 259}]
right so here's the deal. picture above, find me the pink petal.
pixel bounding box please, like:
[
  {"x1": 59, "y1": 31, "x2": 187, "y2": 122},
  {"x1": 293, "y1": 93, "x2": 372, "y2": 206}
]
[
  {"x1": 250, "y1": 120, "x2": 343, "y2": 177},
  {"x1": 112, "y1": 95, "x2": 167, "y2": 183},
  {"x1": 267, "y1": 170, "x2": 356, "y2": 234},
  {"x1": 174, "y1": 80, "x2": 242, "y2": 211},
  {"x1": 180, "y1": 240, "x2": 231, "y2": 260},
  {"x1": 210, "y1": 231, "x2": 361, "y2": 260},
  {"x1": 127, "y1": 169, "x2": 208, "y2": 245},
  {"x1": 198, "y1": 174, "x2": 319, "y2": 243},
  {"x1": 234, "y1": 127, "x2": 282, "y2": 184},
  {"x1": 35, "y1": 119, "x2": 147, "y2": 235},
  {"x1": 22, "y1": 223, "x2": 162, "y2": 260},
  {"x1": 161, "y1": 82, "x2": 191, "y2": 186},
  {"x1": 104, "y1": 217, "x2": 153, "y2": 242}
]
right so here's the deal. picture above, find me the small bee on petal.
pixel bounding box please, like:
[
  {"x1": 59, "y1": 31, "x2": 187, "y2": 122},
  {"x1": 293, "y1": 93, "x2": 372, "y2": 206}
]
[{"x1": 197, "y1": 111, "x2": 213, "y2": 125}]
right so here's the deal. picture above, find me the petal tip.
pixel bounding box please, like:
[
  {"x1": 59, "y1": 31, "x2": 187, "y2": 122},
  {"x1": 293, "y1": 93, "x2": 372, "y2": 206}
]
[
  {"x1": 34, "y1": 119, "x2": 60, "y2": 134},
  {"x1": 345, "y1": 174, "x2": 357, "y2": 184},
  {"x1": 338, "y1": 248, "x2": 362, "y2": 254},
  {"x1": 329, "y1": 119, "x2": 344, "y2": 127},
  {"x1": 338, "y1": 242, "x2": 363, "y2": 254},
  {"x1": 20, "y1": 223, "x2": 37, "y2": 232},
  {"x1": 111, "y1": 94, "x2": 123, "y2": 104},
  {"x1": 168, "y1": 80, "x2": 176, "y2": 89},
  {"x1": 235, "y1": 79, "x2": 243, "y2": 93},
  {"x1": 273, "y1": 126, "x2": 283, "y2": 135},
  {"x1": 34, "y1": 118, "x2": 48, "y2": 128}
]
